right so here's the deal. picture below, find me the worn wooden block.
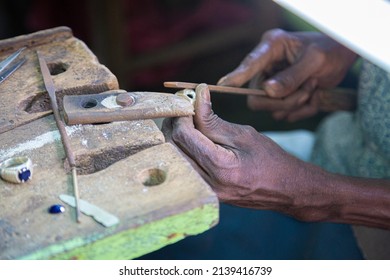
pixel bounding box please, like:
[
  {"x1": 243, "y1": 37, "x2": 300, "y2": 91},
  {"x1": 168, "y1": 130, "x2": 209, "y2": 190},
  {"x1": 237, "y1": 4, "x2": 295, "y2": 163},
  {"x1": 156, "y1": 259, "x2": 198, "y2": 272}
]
[
  {"x1": 0, "y1": 26, "x2": 119, "y2": 134},
  {"x1": 0, "y1": 26, "x2": 219, "y2": 260},
  {"x1": 0, "y1": 116, "x2": 219, "y2": 259}
]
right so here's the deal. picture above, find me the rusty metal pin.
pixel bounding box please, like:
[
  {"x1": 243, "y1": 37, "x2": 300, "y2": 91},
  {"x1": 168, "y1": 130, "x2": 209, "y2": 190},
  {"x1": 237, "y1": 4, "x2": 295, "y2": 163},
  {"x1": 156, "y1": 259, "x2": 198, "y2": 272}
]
[{"x1": 116, "y1": 93, "x2": 135, "y2": 107}]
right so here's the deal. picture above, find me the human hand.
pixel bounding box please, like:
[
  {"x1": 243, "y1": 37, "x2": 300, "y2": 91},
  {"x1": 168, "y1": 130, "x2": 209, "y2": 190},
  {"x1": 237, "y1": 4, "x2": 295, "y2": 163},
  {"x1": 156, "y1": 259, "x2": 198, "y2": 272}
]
[
  {"x1": 163, "y1": 84, "x2": 334, "y2": 221},
  {"x1": 218, "y1": 29, "x2": 357, "y2": 121}
]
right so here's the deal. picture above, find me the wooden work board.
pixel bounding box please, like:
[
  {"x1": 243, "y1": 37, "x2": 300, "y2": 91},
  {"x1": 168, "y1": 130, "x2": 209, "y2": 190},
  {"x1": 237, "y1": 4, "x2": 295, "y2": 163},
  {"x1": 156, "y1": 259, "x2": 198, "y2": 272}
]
[
  {"x1": 0, "y1": 27, "x2": 219, "y2": 259},
  {"x1": 0, "y1": 26, "x2": 119, "y2": 134}
]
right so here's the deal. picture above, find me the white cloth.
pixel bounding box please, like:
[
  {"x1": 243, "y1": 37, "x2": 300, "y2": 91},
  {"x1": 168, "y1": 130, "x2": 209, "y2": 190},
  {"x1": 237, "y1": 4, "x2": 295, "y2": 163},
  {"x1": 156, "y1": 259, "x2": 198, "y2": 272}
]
[{"x1": 264, "y1": 129, "x2": 315, "y2": 162}]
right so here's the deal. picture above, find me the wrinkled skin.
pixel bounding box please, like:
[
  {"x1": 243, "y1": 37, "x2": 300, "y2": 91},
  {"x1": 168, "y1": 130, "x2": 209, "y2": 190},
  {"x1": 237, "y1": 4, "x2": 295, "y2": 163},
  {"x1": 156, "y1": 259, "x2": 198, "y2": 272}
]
[
  {"x1": 163, "y1": 84, "x2": 390, "y2": 228},
  {"x1": 218, "y1": 29, "x2": 358, "y2": 121}
]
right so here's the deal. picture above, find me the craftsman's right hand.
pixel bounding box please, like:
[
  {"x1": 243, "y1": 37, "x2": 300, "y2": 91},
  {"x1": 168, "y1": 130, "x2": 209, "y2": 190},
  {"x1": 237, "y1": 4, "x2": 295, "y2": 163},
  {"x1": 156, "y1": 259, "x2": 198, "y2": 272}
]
[
  {"x1": 163, "y1": 84, "x2": 390, "y2": 228},
  {"x1": 217, "y1": 29, "x2": 358, "y2": 121}
]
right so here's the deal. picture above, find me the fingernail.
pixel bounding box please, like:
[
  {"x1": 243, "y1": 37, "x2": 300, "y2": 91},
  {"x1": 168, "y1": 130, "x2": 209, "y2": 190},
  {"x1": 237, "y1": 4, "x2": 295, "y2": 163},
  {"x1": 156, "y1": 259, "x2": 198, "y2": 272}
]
[
  {"x1": 217, "y1": 76, "x2": 227, "y2": 86},
  {"x1": 198, "y1": 83, "x2": 210, "y2": 103},
  {"x1": 265, "y1": 79, "x2": 283, "y2": 97}
]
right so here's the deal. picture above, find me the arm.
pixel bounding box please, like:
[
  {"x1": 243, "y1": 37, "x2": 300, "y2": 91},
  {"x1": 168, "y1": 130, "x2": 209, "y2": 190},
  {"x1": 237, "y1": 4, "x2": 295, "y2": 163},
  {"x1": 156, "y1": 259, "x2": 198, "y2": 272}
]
[
  {"x1": 164, "y1": 84, "x2": 390, "y2": 229},
  {"x1": 218, "y1": 29, "x2": 358, "y2": 121}
]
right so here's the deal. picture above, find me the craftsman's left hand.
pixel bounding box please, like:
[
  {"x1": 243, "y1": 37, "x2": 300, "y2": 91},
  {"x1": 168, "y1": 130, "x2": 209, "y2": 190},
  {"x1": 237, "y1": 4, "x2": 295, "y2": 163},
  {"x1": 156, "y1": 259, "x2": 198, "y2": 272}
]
[{"x1": 163, "y1": 84, "x2": 322, "y2": 218}]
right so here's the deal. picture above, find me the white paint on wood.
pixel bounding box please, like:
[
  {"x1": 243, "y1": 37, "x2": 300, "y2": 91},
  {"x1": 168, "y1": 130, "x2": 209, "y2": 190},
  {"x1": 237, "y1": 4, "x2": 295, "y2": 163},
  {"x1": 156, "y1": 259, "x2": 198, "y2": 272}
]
[{"x1": 0, "y1": 125, "x2": 83, "y2": 160}]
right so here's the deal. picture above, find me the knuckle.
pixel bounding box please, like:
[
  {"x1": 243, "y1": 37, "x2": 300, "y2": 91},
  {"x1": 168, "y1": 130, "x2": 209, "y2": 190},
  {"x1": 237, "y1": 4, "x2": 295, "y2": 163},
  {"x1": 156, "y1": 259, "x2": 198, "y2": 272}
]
[
  {"x1": 171, "y1": 122, "x2": 187, "y2": 143},
  {"x1": 263, "y1": 28, "x2": 288, "y2": 45},
  {"x1": 243, "y1": 52, "x2": 258, "y2": 65},
  {"x1": 242, "y1": 125, "x2": 258, "y2": 137},
  {"x1": 275, "y1": 75, "x2": 298, "y2": 95},
  {"x1": 307, "y1": 44, "x2": 326, "y2": 65},
  {"x1": 170, "y1": 128, "x2": 182, "y2": 143}
]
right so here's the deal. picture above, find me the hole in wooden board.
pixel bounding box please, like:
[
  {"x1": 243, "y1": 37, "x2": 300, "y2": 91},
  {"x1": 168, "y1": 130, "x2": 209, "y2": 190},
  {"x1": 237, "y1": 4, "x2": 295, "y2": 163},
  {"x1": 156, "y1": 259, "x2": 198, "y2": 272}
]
[
  {"x1": 139, "y1": 168, "x2": 167, "y2": 187},
  {"x1": 48, "y1": 62, "x2": 69, "y2": 75},
  {"x1": 22, "y1": 94, "x2": 51, "y2": 113},
  {"x1": 22, "y1": 61, "x2": 68, "y2": 114},
  {"x1": 64, "y1": 143, "x2": 159, "y2": 175}
]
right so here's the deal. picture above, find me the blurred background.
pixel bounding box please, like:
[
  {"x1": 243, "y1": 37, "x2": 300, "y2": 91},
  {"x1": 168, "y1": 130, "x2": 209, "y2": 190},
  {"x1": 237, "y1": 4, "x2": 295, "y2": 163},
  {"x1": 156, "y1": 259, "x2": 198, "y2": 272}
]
[
  {"x1": 0, "y1": 0, "x2": 361, "y2": 259},
  {"x1": 0, "y1": 0, "x2": 337, "y2": 132}
]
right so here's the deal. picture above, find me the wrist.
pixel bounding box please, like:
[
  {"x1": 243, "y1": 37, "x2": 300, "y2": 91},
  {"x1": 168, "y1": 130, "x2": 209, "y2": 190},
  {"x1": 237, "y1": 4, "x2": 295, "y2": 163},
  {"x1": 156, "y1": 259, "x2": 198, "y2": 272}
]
[
  {"x1": 335, "y1": 176, "x2": 390, "y2": 229},
  {"x1": 287, "y1": 161, "x2": 345, "y2": 222},
  {"x1": 289, "y1": 162, "x2": 390, "y2": 228}
]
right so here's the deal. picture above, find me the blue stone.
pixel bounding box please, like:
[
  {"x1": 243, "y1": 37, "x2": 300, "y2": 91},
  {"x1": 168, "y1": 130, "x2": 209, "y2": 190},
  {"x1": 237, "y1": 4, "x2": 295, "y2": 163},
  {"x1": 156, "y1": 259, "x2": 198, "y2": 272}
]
[
  {"x1": 48, "y1": 204, "x2": 65, "y2": 214},
  {"x1": 18, "y1": 168, "x2": 31, "y2": 182}
]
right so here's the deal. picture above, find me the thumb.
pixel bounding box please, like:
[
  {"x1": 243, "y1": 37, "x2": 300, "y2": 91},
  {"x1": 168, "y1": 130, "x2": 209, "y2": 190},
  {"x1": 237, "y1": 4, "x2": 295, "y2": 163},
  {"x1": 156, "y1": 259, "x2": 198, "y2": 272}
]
[{"x1": 194, "y1": 84, "x2": 235, "y2": 144}]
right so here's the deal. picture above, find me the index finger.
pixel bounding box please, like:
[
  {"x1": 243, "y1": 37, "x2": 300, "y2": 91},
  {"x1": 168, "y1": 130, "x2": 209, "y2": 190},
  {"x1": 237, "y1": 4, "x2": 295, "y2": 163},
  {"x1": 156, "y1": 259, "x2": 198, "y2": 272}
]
[
  {"x1": 217, "y1": 29, "x2": 290, "y2": 88},
  {"x1": 171, "y1": 117, "x2": 232, "y2": 172},
  {"x1": 217, "y1": 42, "x2": 273, "y2": 88}
]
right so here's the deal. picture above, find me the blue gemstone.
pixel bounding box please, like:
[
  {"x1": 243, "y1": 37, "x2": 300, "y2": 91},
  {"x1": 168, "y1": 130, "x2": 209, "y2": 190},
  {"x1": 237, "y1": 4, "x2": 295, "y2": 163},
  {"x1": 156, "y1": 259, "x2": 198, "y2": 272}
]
[
  {"x1": 48, "y1": 204, "x2": 65, "y2": 214},
  {"x1": 18, "y1": 168, "x2": 31, "y2": 182}
]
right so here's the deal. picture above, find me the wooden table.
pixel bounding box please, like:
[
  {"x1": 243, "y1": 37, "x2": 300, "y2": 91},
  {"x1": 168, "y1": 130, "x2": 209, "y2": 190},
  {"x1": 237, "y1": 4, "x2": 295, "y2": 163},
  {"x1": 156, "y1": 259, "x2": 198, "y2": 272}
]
[{"x1": 0, "y1": 27, "x2": 219, "y2": 260}]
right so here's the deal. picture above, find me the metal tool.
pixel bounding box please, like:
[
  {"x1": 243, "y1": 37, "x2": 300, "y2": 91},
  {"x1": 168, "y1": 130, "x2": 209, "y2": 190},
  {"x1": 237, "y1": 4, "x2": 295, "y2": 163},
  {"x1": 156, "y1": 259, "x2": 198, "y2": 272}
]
[
  {"x1": 37, "y1": 51, "x2": 81, "y2": 223},
  {"x1": 63, "y1": 90, "x2": 194, "y2": 125},
  {"x1": 164, "y1": 81, "x2": 357, "y2": 112},
  {"x1": 0, "y1": 47, "x2": 26, "y2": 85}
]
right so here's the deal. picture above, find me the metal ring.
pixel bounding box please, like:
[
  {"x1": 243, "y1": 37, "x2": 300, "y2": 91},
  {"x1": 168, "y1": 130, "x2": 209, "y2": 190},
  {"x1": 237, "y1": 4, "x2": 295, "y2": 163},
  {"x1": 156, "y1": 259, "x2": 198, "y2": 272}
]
[{"x1": 0, "y1": 156, "x2": 33, "y2": 184}]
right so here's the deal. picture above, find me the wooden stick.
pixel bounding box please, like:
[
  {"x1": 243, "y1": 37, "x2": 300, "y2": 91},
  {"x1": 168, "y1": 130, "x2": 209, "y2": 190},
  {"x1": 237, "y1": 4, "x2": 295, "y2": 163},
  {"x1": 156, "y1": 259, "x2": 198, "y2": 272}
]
[
  {"x1": 164, "y1": 81, "x2": 357, "y2": 111},
  {"x1": 164, "y1": 81, "x2": 267, "y2": 96}
]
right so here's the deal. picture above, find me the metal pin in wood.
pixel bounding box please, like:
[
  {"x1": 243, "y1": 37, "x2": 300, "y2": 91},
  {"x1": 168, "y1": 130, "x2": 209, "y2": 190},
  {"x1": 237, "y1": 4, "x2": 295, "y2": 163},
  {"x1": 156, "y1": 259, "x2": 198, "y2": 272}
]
[{"x1": 37, "y1": 51, "x2": 81, "y2": 223}]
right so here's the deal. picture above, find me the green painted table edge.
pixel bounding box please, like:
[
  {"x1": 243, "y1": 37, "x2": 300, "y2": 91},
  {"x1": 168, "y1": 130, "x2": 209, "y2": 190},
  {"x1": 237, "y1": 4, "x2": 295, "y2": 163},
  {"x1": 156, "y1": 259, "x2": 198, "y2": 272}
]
[{"x1": 19, "y1": 203, "x2": 219, "y2": 260}]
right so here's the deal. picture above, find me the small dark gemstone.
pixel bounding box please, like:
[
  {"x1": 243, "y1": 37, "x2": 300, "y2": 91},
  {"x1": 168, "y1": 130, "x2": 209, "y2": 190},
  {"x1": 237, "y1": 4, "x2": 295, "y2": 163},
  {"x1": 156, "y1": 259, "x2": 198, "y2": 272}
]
[
  {"x1": 48, "y1": 204, "x2": 65, "y2": 214},
  {"x1": 18, "y1": 168, "x2": 31, "y2": 182}
]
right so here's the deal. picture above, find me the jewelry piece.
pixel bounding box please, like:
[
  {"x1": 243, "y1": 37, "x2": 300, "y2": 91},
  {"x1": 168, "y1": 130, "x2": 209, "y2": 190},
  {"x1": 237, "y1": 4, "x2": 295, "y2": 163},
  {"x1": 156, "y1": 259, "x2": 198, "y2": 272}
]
[
  {"x1": 175, "y1": 89, "x2": 196, "y2": 105},
  {"x1": 48, "y1": 204, "x2": 65, "y2": 214},
  {"x1": 0, "y1": 156, "x2": 33, "y2": 184}
]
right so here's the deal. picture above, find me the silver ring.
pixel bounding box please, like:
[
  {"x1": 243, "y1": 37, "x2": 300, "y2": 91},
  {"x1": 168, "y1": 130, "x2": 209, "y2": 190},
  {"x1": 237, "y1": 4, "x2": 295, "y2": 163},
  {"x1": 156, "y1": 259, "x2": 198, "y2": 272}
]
[{"x1": 0, "y1": 156, "x2": 33, "y2": 184}]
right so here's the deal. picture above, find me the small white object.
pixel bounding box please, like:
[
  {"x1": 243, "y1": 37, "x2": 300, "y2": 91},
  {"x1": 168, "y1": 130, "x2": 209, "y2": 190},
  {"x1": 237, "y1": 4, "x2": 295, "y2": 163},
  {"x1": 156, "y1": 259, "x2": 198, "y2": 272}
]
[
  {"x1": 59, "y1": 194, "x2": 120, "y2": 227},
  {"x1": 101, "y1": 95, "x2": 122, "y2": 109},
  {"x1": 175, "y1": 89, "x2": 196, "y2": 105}
]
